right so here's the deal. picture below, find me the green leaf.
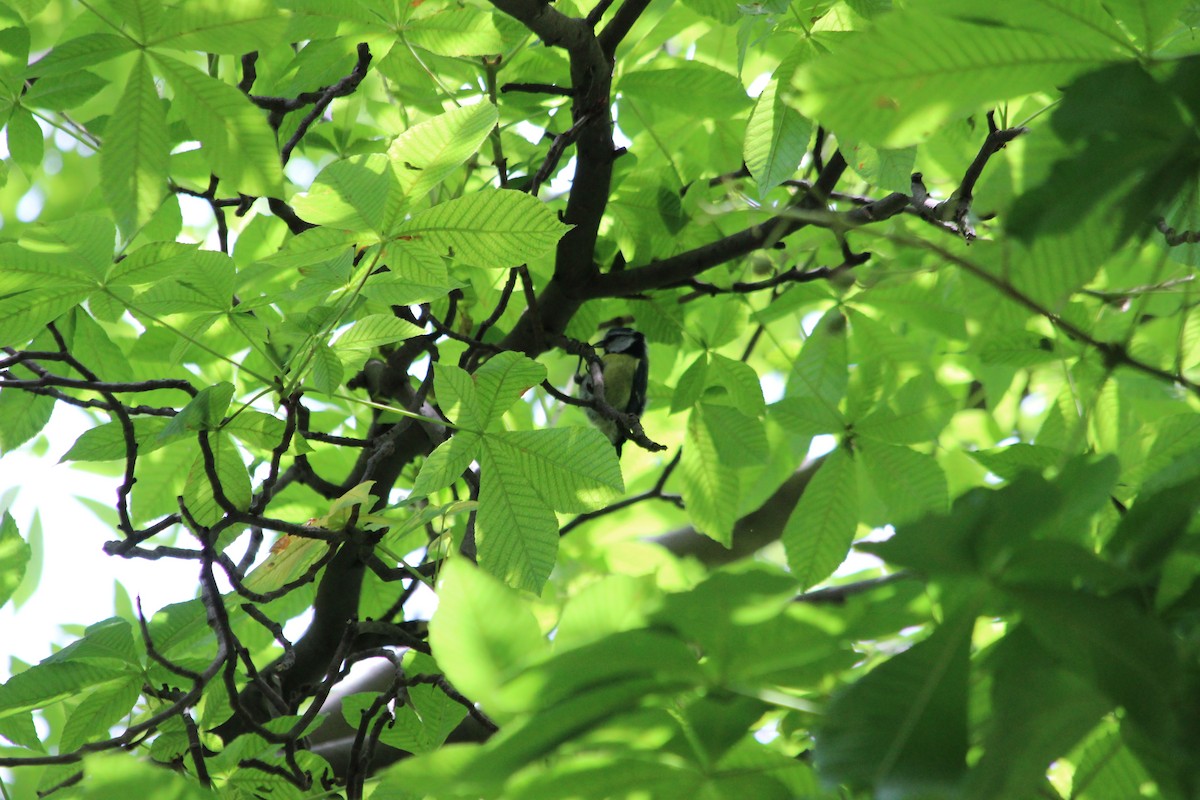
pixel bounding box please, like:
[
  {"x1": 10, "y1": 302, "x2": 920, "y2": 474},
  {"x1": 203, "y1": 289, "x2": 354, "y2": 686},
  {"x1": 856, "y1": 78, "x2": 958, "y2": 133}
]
[
  {"x1": 858, "y1": 440, "x2": 948, "y2": 524},
  {"x1": 795, "y1": 3, "x2": 1125, "y2": 146},
  {"x1": 476, "y1": 444, "x2": 561, "y2": 592},
  {"x1": 151, "y1": 53, "x2": 283, "y2": 196},
  {"x1": 413, "y1": 431, "x2": 482, "y2": 497},
  {"x1": 471, "y1": 678, "x2": 681, "y2": 786},
  {"x1": 65, "y1": 308, "x2": 133, "y2": 382},
  {"x1": 852, "y1": 375, "x2": 957, "y2": 446},
  {"x1": 787, "y1": 308, "x2": 847, "y2": 413},
  {"x1": 816, "y1": 611, "x2": 972, "y2": 795},
  {"x1": 309, "y1": 342, "x2": 344, "y2": 395},
  {"x1": 782, "y1": 447, "x2": 858, "y2": 588},
  {"x1": 43, "y1": 617, "x2": 139, "y2": 668},
  {"x1": 682, "y1": 0, "x2": 740, "y2": 24},
  {"x1": 365, "y1": 241, "x2": 459, "y2": 305},
  {"x1": 153, "y1": 0, "x2": 288, "y2": 54},
  {"x1": 107, "y1": 0, "x2": 163, "y2": 41},
  {"x1": 0, "y1": 379, "x2": 54, "y2": 453},
  {"x1": 371, "y1": 683, "x2": 469, "y2": 754},
  {"x1": 107, "y1": 241, "x2": 195, "y2": 286},
  {"x1": 473, "y1": 351, "x2": 547, "y2": 428},
  {"x1": 397, "y1": 189, "x2": 571, "y2": 267},
  {"x1": 21, "y1": 70, "x2": 108, "y2": 111},
  {"x1": 27, "y1": 33, "x2": 136, "y2": 77},
  {"x1": 1102, "y1": 0, "x2": 1188, "y2": 50},
  {"x1": 7, "y1": 511, "x2": 41, "y2": 611},
  {"x1": 706, "y1": 354, "x2": 766, "y2": 416},
  {"x1": 0, "y1": 662, "x2": 131, "y2": 721},
  {"x1": 159, "y1": 382, "x2": 233, "y2": 441},
  {"x1": 1010, "y1": 587, "x2": 1180, "y2": 740},
  {"x1": 403, "y1": 6, "x2": 503, "y2": 56},
  {"x1": 77, "y1": 753, "x2": 213, "y2": 799},
  {"x1": 332, "y1": 313, "x2": 424, "y2": 352},
  {"x1": 698, "y1": 402, "x2": 768, "y2": 470},
  {"x1": 621, "y1": 61, "x2": 752, "y2": 118},
  {"x1": 58, "y1": 678, "x2": 141, "y2": 752},
  {"x1": 965, "y1": 626, "x2": 1111, "y2": 800},
  {"x1": 182, "y1": 432, "x2": 252, "y2": 526},
  {"x1": 842, "y1": 138, "x2": 916, "y2": 193},
  {"x1": 101, "y1": 54, "x2": 168, "y2": 237},
  {"x1": 391, "y1": 101, "x2": 499, "y2": 201},
  {"x1": 0, "y1": 512, "x2": 31, "y2": 610},
  {"x1": 5, "y1": 106, "x2": 44, "y2": 174},
  {"x1": 292, "y1": 154, "x2": 396, "y2": 235},
  {"x1": 428, "y1": 559, "x2": 549, "y2": 716},
  {"x1": 221, "y1": 410, "x2": 285, "y2": 451},
  {"x1": 0, "y1": 238, "x2": 98, "y2": 293},
  {"x1": 22, "y1": 214, "x2": 114, "y2": 277},
  {"x1": 770, "y1": 396, "x2": 843, "y2": 438},
  {"x1": 433, "y1": 362, "x2": 484, "y2": 431},
  {"x1": 0, "y1": 712, "x2": 41, "y2": 750},
  {"x1": 487, "y1": 428, "x2": 623, "y2": 512},
  {"x1": 671, "y1": 352, "x2": 708, "y2": 413},
  {"x1": 61, "y1": 417, "x2": 169, "y2": 462},
  {"x1": 0, "y1": 25, "x2": 30, "y2": 94},
  {"x1": 680, "y1": 405, "x2": 740, "y2": 545},
  {"x1": 744, "y1": 77, "x2": 811, "y2": 196},
  {"x1": 1008, "y1": 62, "x2": 1198, "y2": 245},
  {"x1": 0, "y1": 287, "x2": 90, "y2": 348}
]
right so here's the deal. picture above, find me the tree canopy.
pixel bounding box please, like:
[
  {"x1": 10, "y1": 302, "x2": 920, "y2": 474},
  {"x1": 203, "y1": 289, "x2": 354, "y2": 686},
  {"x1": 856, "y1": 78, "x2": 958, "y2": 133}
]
[{"x1": 2, "y1": 0, "x2": 1200, "y2": 798}]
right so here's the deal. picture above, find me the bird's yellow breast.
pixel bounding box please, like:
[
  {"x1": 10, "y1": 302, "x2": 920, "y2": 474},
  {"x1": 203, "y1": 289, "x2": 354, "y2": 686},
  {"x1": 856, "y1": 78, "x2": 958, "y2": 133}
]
[{"x1": 600, "y1": 352, "x2": 639, "y2": 411}]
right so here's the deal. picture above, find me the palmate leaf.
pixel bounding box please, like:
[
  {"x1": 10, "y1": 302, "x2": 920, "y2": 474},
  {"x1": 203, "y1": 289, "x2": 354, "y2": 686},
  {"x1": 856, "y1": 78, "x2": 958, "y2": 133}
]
[
  {"x1": 397, "y1": 188, "x2": 571, "y2": 267},
  {"x1": 101, "y1": 53, "x2": 168, "y2": 237},
  {"x1": 795, "y1": 2, "x2": 1126, "y2": 146},
  {"x1": 151, "y1": 53, "x2": 283, "y2": 196}
]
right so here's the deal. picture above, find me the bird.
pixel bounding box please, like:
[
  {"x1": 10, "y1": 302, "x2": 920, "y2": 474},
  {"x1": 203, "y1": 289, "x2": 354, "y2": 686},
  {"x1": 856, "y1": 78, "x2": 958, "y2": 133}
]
[{"x1": 577, "y1": 327, "x2": 649, "y2": 455}]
